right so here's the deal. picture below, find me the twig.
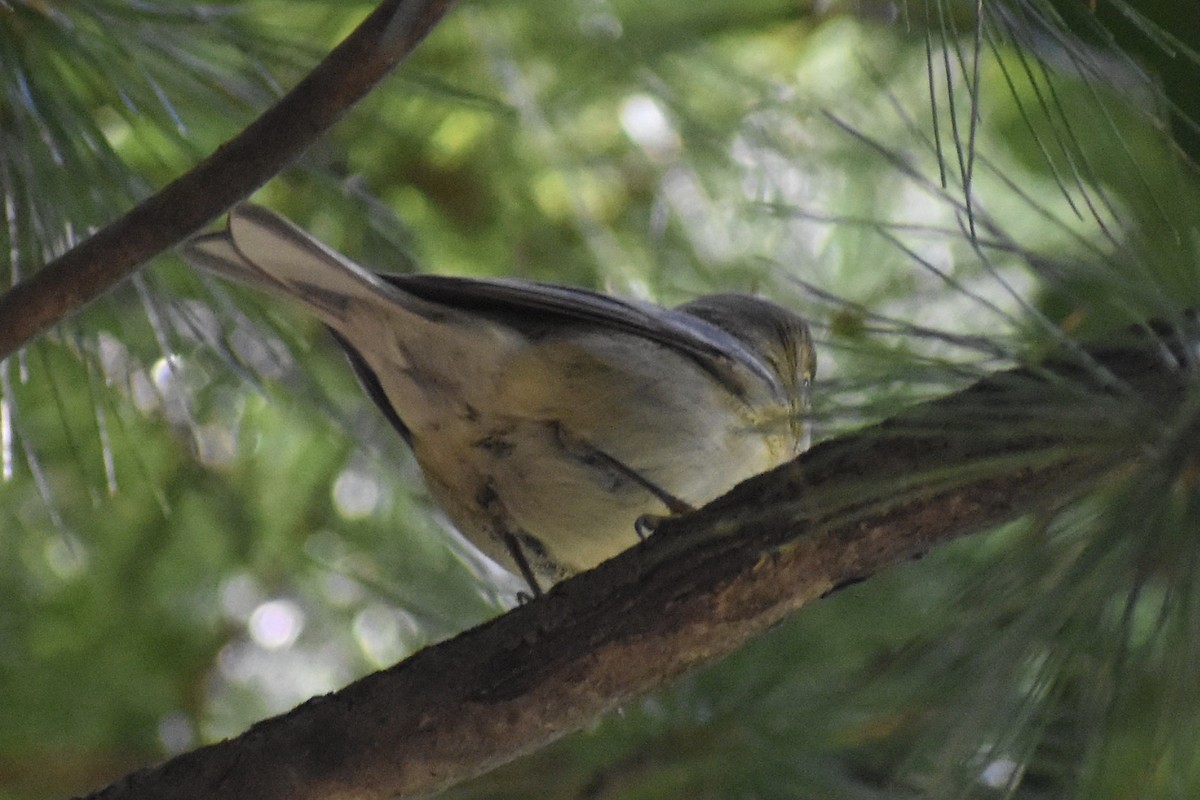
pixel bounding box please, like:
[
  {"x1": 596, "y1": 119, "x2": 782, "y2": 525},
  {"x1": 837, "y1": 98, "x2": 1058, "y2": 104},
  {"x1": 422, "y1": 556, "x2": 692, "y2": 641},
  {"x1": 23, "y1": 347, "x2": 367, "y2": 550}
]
[{"x1": 0, "y1": 0, "x2": 456, "y2": 361}]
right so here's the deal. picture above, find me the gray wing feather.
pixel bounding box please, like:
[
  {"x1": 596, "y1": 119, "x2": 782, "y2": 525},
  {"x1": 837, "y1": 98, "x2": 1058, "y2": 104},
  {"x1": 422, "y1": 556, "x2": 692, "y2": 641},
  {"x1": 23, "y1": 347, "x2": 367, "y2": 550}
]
[{"x1": 377, "y1": 273, "x2": 781, "y2": 392}]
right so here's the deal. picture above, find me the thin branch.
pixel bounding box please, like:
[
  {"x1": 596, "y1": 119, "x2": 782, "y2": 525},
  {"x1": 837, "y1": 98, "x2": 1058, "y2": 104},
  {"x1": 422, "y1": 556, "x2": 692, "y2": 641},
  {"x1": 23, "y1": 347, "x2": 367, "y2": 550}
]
[
  {"x1": 80, "y1": 341, "x2": 1188, "y2": 800},
  {"x1": 0, "y1": 0, "x2": 456, "y2": 361}
]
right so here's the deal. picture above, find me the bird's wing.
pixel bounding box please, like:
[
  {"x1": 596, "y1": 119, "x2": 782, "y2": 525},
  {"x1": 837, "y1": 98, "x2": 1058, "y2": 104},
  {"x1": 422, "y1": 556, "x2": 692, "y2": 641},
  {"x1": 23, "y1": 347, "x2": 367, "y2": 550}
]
[{"x1": 380, "y1": 273, "x2": 780, "y2": 393}]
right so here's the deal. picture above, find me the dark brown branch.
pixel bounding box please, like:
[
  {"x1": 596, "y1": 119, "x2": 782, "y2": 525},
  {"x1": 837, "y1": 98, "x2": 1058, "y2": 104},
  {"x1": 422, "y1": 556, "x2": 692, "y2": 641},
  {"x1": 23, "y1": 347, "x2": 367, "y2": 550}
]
[
  {"x1": 81, "y1": 345, "x2": 1187, "y2": 800},
  {"x1": 0, "y1": 0, "x2": 456, "y2": 361}
]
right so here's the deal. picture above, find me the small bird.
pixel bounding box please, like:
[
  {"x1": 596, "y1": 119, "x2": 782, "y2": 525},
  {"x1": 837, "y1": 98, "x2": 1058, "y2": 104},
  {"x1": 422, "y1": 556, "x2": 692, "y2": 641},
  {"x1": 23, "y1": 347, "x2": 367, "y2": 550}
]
[{"x1": 182, "y1": 205, "x2": 815, "y2": 594}]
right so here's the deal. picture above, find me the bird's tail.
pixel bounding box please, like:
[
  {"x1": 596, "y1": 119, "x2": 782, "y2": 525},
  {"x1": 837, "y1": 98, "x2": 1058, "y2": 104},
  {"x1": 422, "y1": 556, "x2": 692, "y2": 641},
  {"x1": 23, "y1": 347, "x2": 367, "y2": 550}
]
[{"x1": 180, "y1": 204, "x2": 429, "y2": 331}]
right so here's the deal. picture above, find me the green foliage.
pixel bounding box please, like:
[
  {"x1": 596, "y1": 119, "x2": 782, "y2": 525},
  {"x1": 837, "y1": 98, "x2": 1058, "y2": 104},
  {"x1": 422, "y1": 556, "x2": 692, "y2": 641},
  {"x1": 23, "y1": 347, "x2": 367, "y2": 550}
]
[{"x1": 1, "y1": 1, "x2": 1199, "y2": 798}]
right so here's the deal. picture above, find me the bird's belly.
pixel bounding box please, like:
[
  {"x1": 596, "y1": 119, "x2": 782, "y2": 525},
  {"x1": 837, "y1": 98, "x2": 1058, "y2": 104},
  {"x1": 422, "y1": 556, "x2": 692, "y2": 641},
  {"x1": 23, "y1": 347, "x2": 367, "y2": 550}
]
[
  {"x1": 413, "y1": 411, "x2": 785, "y2": 579},
  {"x1": 406, "y1": 333, "x2": 795, "y2": 578}
]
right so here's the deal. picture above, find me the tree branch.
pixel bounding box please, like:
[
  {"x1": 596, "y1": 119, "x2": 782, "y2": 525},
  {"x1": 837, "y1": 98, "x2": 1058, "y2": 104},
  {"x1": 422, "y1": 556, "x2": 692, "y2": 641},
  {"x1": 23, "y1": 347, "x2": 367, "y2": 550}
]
[
  {"x1": 0, "y1": 0, "x2": 456, "y2": 361},
  {"x1": 81, "y1": 342, "x2": 1188, "y2": 800}
]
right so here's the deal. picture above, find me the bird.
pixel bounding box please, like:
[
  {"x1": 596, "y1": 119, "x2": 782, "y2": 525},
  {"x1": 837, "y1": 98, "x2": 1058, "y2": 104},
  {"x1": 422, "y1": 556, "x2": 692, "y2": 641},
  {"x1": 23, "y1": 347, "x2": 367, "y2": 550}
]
[{"x1": 181, "y1": 204, "x2": 816, "y2": 594}]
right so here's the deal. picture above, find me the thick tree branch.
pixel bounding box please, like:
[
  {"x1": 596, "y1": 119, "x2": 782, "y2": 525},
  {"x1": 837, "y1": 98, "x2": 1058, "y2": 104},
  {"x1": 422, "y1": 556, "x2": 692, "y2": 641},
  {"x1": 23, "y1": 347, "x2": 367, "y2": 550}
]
[
  {"x1": 80, "y1": 341, "x2": 1191, "y2": 800},
  {"x1": 0, "y1": 0, "x2": 456, "y2": 361}
]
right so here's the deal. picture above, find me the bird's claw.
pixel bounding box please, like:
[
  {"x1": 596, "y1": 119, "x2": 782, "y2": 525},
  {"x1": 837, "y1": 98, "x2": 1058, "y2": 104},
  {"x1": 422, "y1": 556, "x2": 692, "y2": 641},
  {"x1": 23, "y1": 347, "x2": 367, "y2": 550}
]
[{"x1": 635, "y1": 513, "x2": 666, "y2": 541}]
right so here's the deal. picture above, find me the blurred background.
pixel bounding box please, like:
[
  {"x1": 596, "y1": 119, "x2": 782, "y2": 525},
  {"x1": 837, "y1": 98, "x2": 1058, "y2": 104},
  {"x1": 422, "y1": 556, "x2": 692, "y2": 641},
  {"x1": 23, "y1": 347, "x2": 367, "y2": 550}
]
[{"x1": 1, "y1": 1, "x2": 1199, "y2": 797}]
